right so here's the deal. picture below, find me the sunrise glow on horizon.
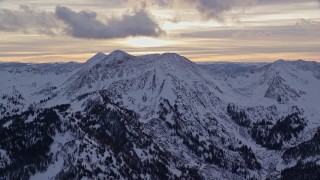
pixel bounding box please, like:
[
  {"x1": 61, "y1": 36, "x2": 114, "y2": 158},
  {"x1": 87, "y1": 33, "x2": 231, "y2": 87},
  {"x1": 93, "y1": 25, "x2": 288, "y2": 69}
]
[{"x1": 0, "y1": 0, "x2": 319, "y2": 63}]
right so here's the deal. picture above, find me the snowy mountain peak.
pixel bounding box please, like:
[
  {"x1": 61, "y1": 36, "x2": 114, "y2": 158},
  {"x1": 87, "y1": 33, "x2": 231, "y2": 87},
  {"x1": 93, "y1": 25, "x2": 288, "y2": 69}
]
[
  {"x1": 270, "y1": 59, "x2": 312, "y2": 68},
  {"x1": 91, "y1": 52, "x2": 107, "y2": 60},
  {"x1": 1, "y1": 54, "x2": 320, "y2": 179},
  {"x1": 106, "y1": 50, "x2": 134, "y2": 63},
  {"x1": 108, "y1": 49, "x2": 130, "y2": 56},
  {"x1": 161, "y1": 52, "x2": 180, "y2": 58},
  {"x1": 154, "y1": 52, "x2": 195, "y2": 68},
  {"x1": 82, "y1": 50, "x2": 135, "y2": 70},
  {"x1": 84, "y1": 52, "x2": 108, "y2": 68},
  {"x1": 159, "y1": 53, "x2": 188, "y2": 61}
]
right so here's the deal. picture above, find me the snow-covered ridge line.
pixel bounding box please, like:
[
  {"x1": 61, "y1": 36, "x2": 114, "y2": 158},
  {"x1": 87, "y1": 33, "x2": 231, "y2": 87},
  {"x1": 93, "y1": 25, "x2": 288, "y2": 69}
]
[{"x1": 0, "y1": 50, "x2": 320, "y2": 180}]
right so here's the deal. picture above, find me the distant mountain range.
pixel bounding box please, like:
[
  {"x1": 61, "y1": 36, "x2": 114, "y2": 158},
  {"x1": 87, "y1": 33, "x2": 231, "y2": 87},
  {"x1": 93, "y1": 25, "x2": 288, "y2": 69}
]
[{"x1": 1, "y1": 50, "x2": 320, "y2": 180}]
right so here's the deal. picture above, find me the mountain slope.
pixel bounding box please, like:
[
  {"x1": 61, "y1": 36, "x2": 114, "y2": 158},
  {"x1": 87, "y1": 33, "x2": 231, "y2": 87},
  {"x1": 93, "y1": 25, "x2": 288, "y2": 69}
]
[
  {"x1": 202, "y1": 60, "x2": 320, "y2": 179},
  {"x1": 1, "y1": 52, "x2": 320, "y2": 179},
  {"x1": 0, "y1": 62, "x2": 81, "y2": 118}
]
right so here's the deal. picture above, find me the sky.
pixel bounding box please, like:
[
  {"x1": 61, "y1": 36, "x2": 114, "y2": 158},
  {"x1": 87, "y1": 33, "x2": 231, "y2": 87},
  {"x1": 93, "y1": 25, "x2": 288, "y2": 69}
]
[{"x1": 0, "y1": 0, "x2": 319, "y2": 63}]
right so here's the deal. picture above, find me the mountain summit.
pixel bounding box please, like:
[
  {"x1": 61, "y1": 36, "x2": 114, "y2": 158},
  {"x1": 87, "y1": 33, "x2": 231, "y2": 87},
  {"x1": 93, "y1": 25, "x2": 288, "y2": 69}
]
[
  {"x1": 106, "y1": 50, "x2": 133, "y2": 63},
  {"x1": 85, "y1": 50, "x2": 133, "y2": 68},
  {"x1": 0, "y1": 51, "x2": 320, "y2": 179}
]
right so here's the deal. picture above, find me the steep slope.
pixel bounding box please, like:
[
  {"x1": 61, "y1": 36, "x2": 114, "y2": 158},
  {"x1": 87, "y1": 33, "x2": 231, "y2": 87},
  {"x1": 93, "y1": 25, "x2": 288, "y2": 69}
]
[
  {"x1": 211, "y1": 60, "x2": 320, "y2": 105},
  {"x1": 55, "y1": 50, "x2": 261, "y2": 179},
  {"x1": 1, "y1": 53, "x2": 320, "y2": 179},
  {"x1": 0, "y1": 62, "x2": 81, "y2": 118},
  {"x1": 202, "y1": 60, "x2": 320, "y2": 179},
  {"x1": 198, "y1": 62, "x2": 267, "y2": 76},
  {"x1": 0, "y1": 51, "x2": 262, "y2": 179}
]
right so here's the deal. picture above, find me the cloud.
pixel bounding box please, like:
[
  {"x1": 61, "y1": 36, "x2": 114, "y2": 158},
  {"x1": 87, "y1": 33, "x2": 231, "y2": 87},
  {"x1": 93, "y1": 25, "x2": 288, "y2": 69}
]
[
  {"x1": 296, "y1": 18, "x2": 320, "y2": 36},
  {"x1": 0, "y1": 5, "x2": 58, "y2": 35},
  {"x1": 125, "y1": 0, "x2": 256, "y2": 22},
  {"x1": 179, "y1": 23, "x2": 317, "y2": 41},
  {"x1": 55, "y1": 6, "x2": 164, "y2": 39},
  {"x1": 185, "y1": 0, "x2": 256, "y2": 21},
  {"x1": 232, "y1": 30, "x2": 272, "y2": 39},
  {"x1": 126, "y1": 0, "x2": 173, "y2": 8},
  {"x1": 257, "y1": 0, "x2": 309, "y2": 4},
  {"x1": 143, "y1": 0, "x2": 256, "y2": 22},
  {"x1": 148, "y1": 0, "x2": 174, "y2": 7}
]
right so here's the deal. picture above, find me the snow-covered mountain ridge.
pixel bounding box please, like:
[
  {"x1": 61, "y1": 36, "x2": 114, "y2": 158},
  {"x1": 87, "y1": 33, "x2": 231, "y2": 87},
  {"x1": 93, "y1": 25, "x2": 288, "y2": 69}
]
[{"x1": 0, "y1": 50, "x2": 319, "y2": 179}]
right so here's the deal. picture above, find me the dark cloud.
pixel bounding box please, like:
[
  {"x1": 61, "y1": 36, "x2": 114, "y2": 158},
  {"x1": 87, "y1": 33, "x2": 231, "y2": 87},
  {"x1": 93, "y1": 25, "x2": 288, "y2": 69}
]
[
  {"x1": 146, "y1": 0, "x2": 256, "y2": 21},
  {"x1": 55, "y1": 6, "x2": 164, "y2": 39},
  {"x1": 185, "y1": 0, "x2": 256, "y2": 21},
  {"x1": 0, "y1": 5, "x2": 58, "y2": 35},
  {"x1": 141, "y1": 0, "x2": 257, "y2": 22}
]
